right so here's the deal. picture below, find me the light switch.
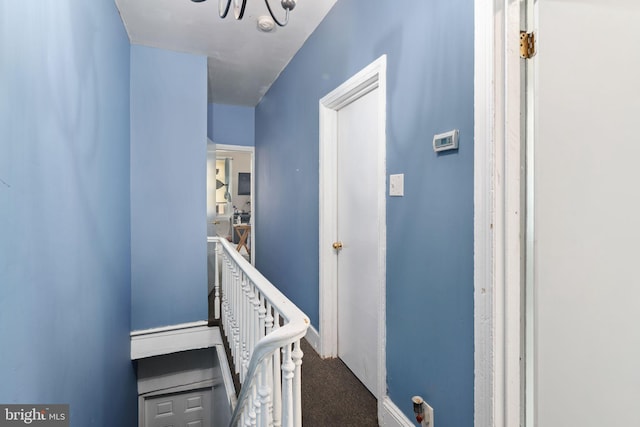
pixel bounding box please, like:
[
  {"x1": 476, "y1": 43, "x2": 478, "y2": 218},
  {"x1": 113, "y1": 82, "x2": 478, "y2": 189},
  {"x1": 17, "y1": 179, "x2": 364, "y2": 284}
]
[{"x1": 389, "y1": 174, "x2": 404, "y2": 196}]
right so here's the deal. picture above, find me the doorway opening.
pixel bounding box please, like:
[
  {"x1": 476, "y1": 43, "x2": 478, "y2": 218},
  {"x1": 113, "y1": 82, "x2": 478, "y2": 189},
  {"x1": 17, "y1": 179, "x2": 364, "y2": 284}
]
[{"x1": 207, "y1": 143, "x2": 255, "y2": 263}]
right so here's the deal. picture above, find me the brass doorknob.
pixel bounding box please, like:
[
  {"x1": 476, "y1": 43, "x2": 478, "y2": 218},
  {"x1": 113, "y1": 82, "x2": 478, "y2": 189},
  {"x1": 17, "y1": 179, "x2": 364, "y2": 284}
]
[{"x1": 332, "y1": 241, "x2": 343, "y2": 250}]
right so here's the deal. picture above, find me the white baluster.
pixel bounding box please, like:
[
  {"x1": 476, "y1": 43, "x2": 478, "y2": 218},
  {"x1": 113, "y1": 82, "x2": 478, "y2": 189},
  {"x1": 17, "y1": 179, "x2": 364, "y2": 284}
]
[
  {"x1": 253, "y1": 375, "x2": 263, "y2": 427},
  {"x1": 291, "y1": 340, "x2": 303, "y2": 427},
  {"x1": 253, "y1": 286, "x2": 258, "y2": 343},
  {"x1": 248, "y1": 283, "x2": 260, "y2": 370},
  {"x1": 225, "y1": 257, "x2": 233, "y2": 346},
  {"x1": 257, "y1": 292, "x2": 266, "y2": 348},
  {"x1": 251, "y1": 285, "x2": 262, "y2": 359},
  {"x1": 228, "y1": 257, "x2": 236, "y2": 362},
  {"x1": 248, "y1": 385, "x2": 257, "y2": 427},
  {"x1": 248, "y1": 282, "x2": 256, "y2": 378},
  {"x1": 236, "y1": 266, "x2": 243, "y2": 378},
  {"x1": 264, "y1": 303, "x2": 275, "y2": 425},
  {"x1": 221, "y1": 254, "x2": 228, "y2": 331},
  {"x1": 281, "y1": 344, "x2": 295, "y2": 427},
  {"x1": 233, "y1": 264, "x2": 242, "y2": 374},
  {"x1": 264, "y1": 301, "x2": 274, "y2": 336},
  {"x1": 228, "y1": 259, "x2": 236, "y2": 366},
  {"x1": 238, "y1": 270, "x2": 244, "y2": 381},
  {"x1": 223, "y1": 256, "x2": 231, "y2": 343},
  {"x1": 243, "y1": 406, "x2": 250, "y2": 427},
  {"x1": 272, "y1": 313, "x2": 282, "y2": 427},
  {"x1": 258, "y1": 356, "x2": 274, "y2": 427},
  {"x1": 214, "y1": 240, "x2": 221, "y2": 319},
  {"x1": 242, "y1": 274, "x2": 251, "y2": 381}
]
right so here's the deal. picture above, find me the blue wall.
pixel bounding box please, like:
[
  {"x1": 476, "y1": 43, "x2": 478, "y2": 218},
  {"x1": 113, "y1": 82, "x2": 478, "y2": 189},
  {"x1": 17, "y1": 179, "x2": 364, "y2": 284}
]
[
  {"x1": 130, "y1": 46, "x2": 208, "y2": 330},
  {"x1": 208, "y1": 103, "x2": 255, "y2": 146},
  {"x1": 254, "y1": 1, "x2": 474, "y2": 425},
  {"x1": 0, "y1": 1, "x2": 137, "y2": 425}
]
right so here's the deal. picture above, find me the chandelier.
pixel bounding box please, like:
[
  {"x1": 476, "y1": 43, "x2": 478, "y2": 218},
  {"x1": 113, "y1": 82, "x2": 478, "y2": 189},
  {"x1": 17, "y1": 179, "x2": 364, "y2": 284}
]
[{"x1": 192, "y1": 0, "x2": 297, "y2": 27}]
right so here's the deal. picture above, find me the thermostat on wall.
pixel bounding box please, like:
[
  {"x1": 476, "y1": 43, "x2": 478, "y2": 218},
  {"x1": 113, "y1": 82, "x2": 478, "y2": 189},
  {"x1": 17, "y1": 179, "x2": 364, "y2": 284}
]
[{"x1": 433, "y1": 129, "x2": 459, "y2": 152}]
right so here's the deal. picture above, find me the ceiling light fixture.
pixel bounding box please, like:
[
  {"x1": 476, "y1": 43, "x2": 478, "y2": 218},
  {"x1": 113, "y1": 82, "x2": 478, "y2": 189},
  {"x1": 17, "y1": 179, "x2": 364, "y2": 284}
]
[
  {"x1": 192, "y1": 0, "x2": 296, "y2": 27},
  {"x1": 220, "y1": 0, "x2": 295, "y2": 27}
]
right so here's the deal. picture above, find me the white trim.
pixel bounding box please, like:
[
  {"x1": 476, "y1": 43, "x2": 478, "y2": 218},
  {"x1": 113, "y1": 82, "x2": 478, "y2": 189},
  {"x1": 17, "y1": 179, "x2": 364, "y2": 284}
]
[
  {"x1": 139, "y1": 380, "x2": 215, "y2": 398},
  {"x1": 473, "y1": 2, "x2": 496, "y2": 425},
  {"x1": 318, "y1": 55, "x2": 387, "y2": 409},
  {"x1": 503, "y1": 3, "x2": 525, "y2": 426},
  {"x1": 215, "y1": 143, "x2": 254, "y2": 153},
  {"x1": 474, "y1": 1, "x2": 525, "y2": 426},
  {"x1": 318, "y1": 96, "x2": 338, "y2": 358},
  {"x1": 130, "y1": 321, "x2": 222, "y2": 359},
  {"x1": 130, "y1": 320, "x2": 209, "y2": 337},
  {"x1": 380, "y1": 397, "x2": 414, "y2": 427},
  {"x1": 524, "y1": 2, "x2": 536, "y2": 425},
  {"x1": 304, "y1": 324, "x2": 320, "y2": 354}
]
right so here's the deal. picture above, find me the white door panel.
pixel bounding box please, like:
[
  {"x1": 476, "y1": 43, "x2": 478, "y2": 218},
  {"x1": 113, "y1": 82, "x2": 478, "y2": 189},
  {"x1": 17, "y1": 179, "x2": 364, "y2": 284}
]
[
  {"x1": 533, "y1": 2, "x2": 640, "y2": 425},
  {"x1": 145, "y1": 388, "x2": 212, "y2": 427},
  {"x1": 336, "y1": 88, "x2": 380, "y2": 397}
]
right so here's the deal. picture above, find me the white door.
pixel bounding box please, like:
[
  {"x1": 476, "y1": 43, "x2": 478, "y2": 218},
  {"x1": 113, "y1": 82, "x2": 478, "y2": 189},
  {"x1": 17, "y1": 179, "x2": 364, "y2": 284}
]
[
  {"x1": 144, "y1": 388, "x2": 212, "y2": 427},
  {"x1": 336, "y1": 88, "x2": 380, "y2": 397},
  {"x1": 531, "y1": 2, "x2": 640, "y2": 425}
]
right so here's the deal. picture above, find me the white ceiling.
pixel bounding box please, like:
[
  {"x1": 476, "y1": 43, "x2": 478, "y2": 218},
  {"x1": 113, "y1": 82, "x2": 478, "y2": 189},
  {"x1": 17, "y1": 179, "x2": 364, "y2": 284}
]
[{"x1": 116, "y1": 0, "x2": 337, "y2": 106}]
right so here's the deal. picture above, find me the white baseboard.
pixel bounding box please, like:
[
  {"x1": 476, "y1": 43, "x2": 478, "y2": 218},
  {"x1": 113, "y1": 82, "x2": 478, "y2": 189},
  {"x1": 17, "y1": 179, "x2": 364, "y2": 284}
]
[
  {"x1": 380, "y1": 396, "x2": 414, "y2": 427},
  {"x1": 130, "y1": 321, "x2": 222, "y2": 359},
  {"x1": 304, "y1": 324, "x2": 320, "y2": 353}
]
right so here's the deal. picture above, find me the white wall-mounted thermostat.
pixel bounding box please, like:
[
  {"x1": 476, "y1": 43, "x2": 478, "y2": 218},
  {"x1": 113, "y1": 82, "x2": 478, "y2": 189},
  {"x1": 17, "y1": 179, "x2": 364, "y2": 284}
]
[{"x1": 433, "y1": 129, "x2": 459, "y2": 152}]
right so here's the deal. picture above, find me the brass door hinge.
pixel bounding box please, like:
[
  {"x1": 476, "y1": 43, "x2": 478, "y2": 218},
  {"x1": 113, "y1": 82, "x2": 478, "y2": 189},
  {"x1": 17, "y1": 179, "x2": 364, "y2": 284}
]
[{"x1": 520, "y1": 31, "x2": 536, "y2": 59}]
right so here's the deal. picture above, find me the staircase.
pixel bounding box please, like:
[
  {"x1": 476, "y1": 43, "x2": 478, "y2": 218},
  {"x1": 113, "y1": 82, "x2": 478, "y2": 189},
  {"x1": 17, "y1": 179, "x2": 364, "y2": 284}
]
[{"x1": 208, "y1": 237, "x2": 309, "y2": 427}]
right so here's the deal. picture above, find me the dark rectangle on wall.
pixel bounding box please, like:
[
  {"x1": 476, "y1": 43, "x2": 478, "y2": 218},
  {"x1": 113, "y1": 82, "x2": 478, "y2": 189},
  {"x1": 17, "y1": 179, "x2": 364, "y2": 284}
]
[{"x1": 238, "y1": 172, "x2": 251, "y2": 195}]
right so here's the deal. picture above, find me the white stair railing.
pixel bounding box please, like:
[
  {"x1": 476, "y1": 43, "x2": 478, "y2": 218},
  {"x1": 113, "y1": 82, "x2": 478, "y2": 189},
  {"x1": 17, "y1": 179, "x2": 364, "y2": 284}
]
[{"x1": 207, "y1": 237, "x2": 309, "y2": 427}]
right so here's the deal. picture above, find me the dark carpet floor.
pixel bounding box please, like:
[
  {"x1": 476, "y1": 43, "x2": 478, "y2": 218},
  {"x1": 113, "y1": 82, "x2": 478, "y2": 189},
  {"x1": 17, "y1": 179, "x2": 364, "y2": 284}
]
[
  {"x1": 301, "y1": 339, "x2": 378, "y2": 426},
  {"x1": 209, "y1": 292, "x2": 378, "y2": 426}
]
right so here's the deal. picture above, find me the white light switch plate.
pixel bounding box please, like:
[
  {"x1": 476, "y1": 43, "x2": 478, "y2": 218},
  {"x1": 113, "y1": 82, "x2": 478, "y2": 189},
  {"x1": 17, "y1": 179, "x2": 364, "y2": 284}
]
[{"x1": 389, "y1": 174, "x2": 404, "y2": 196}]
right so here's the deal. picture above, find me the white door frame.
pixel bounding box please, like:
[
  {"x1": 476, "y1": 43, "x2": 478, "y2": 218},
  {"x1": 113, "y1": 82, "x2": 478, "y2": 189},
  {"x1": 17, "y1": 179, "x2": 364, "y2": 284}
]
[
  {"x1": 318, "y1": 55, "x2": 387, "y2": 402},
  {"x1": 474, "y1": 1, "x2": 525, "y2": 426}
]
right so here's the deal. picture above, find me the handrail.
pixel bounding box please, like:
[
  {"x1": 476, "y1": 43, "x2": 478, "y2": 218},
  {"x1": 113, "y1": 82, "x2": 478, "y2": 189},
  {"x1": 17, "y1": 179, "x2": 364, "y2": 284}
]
[
  {"x1": 230, "y1": 318, "x2": 309, "y2": 426},
  {"x1": 207, "y1": 236, "x2": 310, "y2": 427}
]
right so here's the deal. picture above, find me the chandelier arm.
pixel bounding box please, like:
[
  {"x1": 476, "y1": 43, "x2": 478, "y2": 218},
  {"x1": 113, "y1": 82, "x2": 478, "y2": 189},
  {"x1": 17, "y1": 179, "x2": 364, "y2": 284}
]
[
  {"x1": 219, "y1": 0, "x2": 232, "y2": 18},
  {"x1": 264, "y1": 0, "x2": 289, "y2": 27},
  {"x1": 234, "y1": 0, "x2": 247, "y2": 19}
]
